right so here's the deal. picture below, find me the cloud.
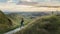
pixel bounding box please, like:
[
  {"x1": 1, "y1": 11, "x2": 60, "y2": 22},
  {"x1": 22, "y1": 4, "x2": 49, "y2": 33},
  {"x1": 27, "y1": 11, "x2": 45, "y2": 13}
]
[
  {"x1": 0, "y1": 0, "x2": 60, "y2": 12},
  {"x1": 0, "y1": 0, "x2": 60, "y2": 5},
  {"x1": 7, "y1": 0, "x2": 19, "y2": 3},
  {"x1": 0, "y1": 0, "x2": 60, "y2": 3},
  {"x1": 0, "y1": 4, "x2": 60, "y2": 12}
]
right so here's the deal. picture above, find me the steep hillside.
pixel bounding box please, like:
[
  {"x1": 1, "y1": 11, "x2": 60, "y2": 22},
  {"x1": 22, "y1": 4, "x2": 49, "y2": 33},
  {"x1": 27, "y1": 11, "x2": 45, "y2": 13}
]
[
  {"x1": 7, "y1": 13, "x2": 22, "y2": 26},
  {"x1": 0, "y1": 10, "x2": 13, "y2": 34},
  {"x1": 7, "y1": 13, "x2": 34, "y2": 26},
  {"x1": 15, "y1": 15, "x2": 60, "y2": 34}
]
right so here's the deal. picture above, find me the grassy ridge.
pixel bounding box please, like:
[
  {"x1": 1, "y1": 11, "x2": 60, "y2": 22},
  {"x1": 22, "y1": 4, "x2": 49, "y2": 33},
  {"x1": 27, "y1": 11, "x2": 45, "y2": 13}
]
[
  {"x1": 0, "y1": 10, "x2": 13, "y2": 34},
  {"x1": 0, "y1": 10, "x2": 20, "y2": 34},
  {"x1": 15, "y1": 15, "x2": 60, "y2": 34},
  {"x1": 0, "y1": 10, "x2": 34, "y2": 34}
]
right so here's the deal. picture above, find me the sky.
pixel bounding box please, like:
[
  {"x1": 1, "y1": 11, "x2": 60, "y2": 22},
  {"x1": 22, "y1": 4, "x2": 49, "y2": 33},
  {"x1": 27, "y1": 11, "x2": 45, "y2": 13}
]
[{"x1": 0, "y1": 0, "x2": 60, "y2": 12}]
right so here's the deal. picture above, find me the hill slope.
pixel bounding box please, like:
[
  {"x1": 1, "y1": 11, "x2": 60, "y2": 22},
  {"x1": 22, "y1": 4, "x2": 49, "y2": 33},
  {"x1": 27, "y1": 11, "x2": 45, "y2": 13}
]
[
  {"x1": 0, "y1": 10, "x2": 13, "y2": 34},
  {"x1": 15, "y1": 15, "x2": 60, "y2": 34}
]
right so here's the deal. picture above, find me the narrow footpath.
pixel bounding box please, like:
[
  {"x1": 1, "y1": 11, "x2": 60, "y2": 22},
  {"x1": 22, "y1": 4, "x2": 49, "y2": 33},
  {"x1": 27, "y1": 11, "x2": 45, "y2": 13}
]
[{"x1": 4, "y1": 27, "x2": 24, "y2": 34}]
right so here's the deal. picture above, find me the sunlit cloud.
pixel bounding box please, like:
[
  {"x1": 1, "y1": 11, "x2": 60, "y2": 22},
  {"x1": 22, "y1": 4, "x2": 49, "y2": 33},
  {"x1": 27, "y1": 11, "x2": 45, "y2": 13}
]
[{"x1": 0, "y1": 0, "x2": 60, "y2": 12}]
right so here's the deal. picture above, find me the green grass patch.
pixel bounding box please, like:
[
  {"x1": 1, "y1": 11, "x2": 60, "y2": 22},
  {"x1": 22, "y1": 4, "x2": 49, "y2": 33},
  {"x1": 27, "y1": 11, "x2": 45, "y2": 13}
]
[{"x1": 15, "y1": 15, "x2": 60, "y2": 34}]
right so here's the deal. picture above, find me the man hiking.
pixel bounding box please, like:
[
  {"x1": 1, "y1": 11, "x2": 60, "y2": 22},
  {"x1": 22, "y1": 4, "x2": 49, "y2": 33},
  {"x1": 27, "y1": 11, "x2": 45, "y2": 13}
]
[{"x1": 20, "y1": 18, "x2": 24, "y2": 27}]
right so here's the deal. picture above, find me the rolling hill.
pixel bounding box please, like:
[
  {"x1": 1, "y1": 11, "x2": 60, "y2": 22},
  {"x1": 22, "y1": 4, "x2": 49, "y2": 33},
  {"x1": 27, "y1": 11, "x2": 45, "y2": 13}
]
[{"x1": 15, "y1": 15, "x2": 60, "y2": 34}]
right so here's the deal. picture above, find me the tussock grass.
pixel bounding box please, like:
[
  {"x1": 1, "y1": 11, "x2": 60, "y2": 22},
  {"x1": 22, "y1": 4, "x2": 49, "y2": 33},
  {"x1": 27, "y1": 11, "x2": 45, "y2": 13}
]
[{"x1": 15, "y1": 15, "x2": 60, "y2": 34}]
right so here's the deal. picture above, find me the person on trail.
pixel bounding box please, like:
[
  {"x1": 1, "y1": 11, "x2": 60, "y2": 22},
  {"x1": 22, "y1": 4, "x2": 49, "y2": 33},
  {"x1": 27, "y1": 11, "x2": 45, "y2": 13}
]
[
  {"x1": 52, "y1": 11, "x2": 54, "y2": 15},
  {"x1": 20, "y1": 18, "x2": 24, "y2": 27}
]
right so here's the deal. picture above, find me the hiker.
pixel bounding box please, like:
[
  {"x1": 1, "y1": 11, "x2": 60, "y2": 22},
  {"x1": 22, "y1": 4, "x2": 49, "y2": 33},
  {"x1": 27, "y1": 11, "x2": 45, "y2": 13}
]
[
  {"x1": 52, "y1": 11, "x2": 54, "y2": 15},
  {"x1": 20, "y1": 18, "x2": 24, "y2": 27}
]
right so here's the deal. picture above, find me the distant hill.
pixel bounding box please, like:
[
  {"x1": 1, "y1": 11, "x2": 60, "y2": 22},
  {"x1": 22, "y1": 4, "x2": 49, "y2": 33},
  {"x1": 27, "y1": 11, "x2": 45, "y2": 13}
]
[
  {"x1": 15, "y1": 15, "x2": 60, "y2": 34},
  {"x1": 5, "y1": 12, "x2": 53, "y2": 17}
]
